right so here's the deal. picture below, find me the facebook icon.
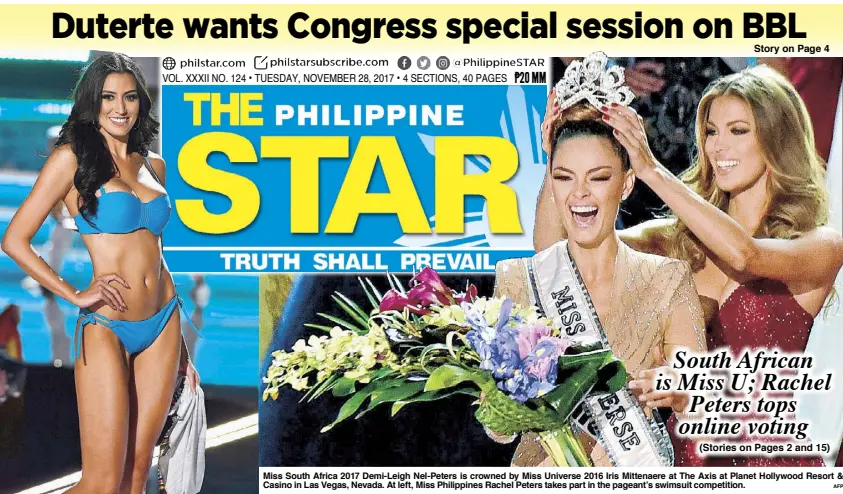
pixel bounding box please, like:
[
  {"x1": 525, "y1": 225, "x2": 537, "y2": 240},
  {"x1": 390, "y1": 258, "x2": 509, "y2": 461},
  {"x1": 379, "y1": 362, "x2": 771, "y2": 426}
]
[{"x1": 397, "y1": 56, "x2": 411, "y2": 70}]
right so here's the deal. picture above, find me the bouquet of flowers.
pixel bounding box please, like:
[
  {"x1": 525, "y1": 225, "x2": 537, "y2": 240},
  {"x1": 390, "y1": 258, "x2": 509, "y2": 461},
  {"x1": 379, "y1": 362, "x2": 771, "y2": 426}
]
[{"x1": 262, "y1": 268, "x2": 627, "y2": 466}]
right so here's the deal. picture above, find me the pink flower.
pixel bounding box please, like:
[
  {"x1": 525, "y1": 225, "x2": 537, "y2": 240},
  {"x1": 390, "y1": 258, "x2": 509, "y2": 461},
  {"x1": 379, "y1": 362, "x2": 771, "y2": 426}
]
[
  {"x1": 455, "y1": 284, "x2": 478, "y2": 305},
  {"x1": 517, "y1": 325, "x2": 570, "y2": 380},
  {"x1": 377, "y1": 268, "x2": 476, "y2": 314},
  {"x1": 411, "y1": 268, "x2": 455, "y2": 305},
  {"x1": 378, "y1": 290, "x2": 430, "y2": 315},
  {"x1": 407, "y1": 279, "x2": 452, "y2": 307},
  {"x1": 517, "y1": 324, "x2": 554, "y2": 359}
]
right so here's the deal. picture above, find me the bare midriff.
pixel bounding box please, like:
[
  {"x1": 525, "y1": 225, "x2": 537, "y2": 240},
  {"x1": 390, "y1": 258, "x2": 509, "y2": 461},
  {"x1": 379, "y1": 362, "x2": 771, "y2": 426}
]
[{"x1": 81, "y1": 229, "x2": 175, "y2": 321}]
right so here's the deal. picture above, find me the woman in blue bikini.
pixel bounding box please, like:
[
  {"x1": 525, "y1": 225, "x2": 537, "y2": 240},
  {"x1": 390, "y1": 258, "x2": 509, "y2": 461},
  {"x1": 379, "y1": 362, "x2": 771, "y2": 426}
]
[{"x1": 2, "y1": 53, "x2": 198, "y2": 492}]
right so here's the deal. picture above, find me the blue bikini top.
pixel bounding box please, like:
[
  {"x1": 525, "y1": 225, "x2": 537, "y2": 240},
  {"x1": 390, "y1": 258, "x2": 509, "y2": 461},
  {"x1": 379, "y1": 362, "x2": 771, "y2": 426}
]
[{"x1": 73, "y1": 157, "x2": 171, "y2": 236}]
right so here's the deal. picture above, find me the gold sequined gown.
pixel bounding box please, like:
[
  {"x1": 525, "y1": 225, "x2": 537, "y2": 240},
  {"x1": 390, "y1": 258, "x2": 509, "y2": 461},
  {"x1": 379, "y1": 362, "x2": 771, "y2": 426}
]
[{"x1": 493, "y1": 241, "x2": 707, "y2": 466}]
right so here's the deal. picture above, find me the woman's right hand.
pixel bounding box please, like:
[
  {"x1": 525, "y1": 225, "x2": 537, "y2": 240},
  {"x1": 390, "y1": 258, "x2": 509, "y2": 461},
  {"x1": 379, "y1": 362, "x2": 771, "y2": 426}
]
[
  {"x1": 541, "y1": 89, "x2": 562, "y2": 156},
  {"x1": 628, "y1": 345, "x2": 688, "y2": 416},
  {"x1": 74, "y1": 274, "x2": 130, "y2": 312}
]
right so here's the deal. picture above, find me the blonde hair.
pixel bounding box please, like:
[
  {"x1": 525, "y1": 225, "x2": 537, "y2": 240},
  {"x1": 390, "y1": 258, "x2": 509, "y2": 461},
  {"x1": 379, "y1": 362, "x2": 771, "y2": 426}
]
[{"x1": 668, "y1": 65, "x2": 828, "y2": 271}]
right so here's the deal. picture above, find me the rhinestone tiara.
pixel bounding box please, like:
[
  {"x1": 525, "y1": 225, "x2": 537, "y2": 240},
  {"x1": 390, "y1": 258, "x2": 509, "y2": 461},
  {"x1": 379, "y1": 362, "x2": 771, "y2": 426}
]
[{"x1": 554, "y1": 52, "x2": 635, "y2": 111}]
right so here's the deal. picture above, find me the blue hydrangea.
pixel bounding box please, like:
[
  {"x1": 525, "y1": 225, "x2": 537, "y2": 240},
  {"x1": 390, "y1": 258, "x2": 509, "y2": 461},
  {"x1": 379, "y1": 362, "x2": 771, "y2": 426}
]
[{"x1": 465, "y1": 298, "x2": 567, "y2": 403}]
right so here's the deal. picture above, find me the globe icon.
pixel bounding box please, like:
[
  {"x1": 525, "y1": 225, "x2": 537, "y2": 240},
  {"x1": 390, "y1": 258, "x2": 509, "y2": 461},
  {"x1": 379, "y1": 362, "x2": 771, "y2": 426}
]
[{"x1": 162, "y1": 57, "x2": 176, "y2": 70}]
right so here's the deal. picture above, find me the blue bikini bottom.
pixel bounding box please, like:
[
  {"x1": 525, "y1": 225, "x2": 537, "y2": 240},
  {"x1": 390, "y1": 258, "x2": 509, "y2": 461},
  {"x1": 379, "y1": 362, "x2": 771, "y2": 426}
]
[{"x1": 74, "y1": 296, "x2": 198, "y2": 359}]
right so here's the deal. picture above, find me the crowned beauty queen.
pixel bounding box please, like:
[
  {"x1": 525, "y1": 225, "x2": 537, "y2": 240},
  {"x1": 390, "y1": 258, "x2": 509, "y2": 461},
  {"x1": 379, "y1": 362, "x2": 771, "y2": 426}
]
[{"x1": 492, "y1": 52, "x2": 707, "y2": 467}]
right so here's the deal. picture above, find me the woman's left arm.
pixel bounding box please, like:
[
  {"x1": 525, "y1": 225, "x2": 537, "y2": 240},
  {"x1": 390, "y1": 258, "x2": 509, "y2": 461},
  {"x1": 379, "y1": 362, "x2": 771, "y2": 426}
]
[
  {"x1": 603, "y1": 104, "x2": 843, "y2": 286},
  {"x1": 629, "y1": 261, "x2": 707, "y2": 414}
]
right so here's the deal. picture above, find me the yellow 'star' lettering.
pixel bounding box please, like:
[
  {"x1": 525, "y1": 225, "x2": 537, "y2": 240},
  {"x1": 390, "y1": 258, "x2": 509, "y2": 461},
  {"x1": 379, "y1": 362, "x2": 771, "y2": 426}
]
[
  {"x1": 260, "y1": 136, "x2": 347, "y2": 233},
  {"x1": 174, "y1": 133, "x2": 522, "y2": 235},
  {"x1": 176, "y1": 132, "x2": 260, "y2": 233},
  {"x1": 435, "y1": 136, "x2": 521, "y2": 233},
  {"x1": 326, "y1": 136, "x2": 429, "y2": 234}
]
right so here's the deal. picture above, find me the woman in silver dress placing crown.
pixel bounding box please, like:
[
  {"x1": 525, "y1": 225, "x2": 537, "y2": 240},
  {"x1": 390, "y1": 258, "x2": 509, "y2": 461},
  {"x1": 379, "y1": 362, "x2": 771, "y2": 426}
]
[{"x1": 491, "y1": 53, "x2": 708, "y2": 467}]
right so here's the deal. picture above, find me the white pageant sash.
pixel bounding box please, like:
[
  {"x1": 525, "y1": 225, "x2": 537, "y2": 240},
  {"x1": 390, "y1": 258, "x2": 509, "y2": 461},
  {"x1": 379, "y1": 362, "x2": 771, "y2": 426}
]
[{"x1": 524, "y1": 241, "x2": 674, "y2": 467}]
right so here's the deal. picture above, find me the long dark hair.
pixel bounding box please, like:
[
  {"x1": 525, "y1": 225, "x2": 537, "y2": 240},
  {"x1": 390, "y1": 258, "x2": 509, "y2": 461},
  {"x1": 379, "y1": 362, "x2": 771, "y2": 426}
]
[{"x1": 56, "y1": 53, "x2": 159, "y2": 220}]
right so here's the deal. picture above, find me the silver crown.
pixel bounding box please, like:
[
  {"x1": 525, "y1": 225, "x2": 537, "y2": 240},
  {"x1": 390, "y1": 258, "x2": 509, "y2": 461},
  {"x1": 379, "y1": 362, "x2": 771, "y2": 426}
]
[{"x1": 554, "y1": 52, "x2": 635, "y2": 111}]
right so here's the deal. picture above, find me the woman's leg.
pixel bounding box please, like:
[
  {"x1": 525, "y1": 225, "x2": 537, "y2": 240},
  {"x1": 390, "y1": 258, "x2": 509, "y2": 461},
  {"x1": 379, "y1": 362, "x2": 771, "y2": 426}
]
[
  {"x1": 120, "y1": 307, "x2": 181, "y2": 494},
  {"x1": 67, "y1": 322, "x2": 130, "y2": 493}
]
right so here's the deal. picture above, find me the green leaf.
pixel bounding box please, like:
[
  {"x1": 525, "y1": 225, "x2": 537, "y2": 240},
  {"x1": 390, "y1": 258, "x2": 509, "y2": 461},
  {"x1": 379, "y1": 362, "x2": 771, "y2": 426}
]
[
  {"x1": 332, "y1": 377, "x2": 358, "y2": 397},
  {"x1": 359, "y1": 277, "x2": 382, "y2": 310},
  {"x1": 320, "y1": 378, "x2": 405, "y2": 432},
  {"x1": 317, "y1": 312, "x2": 366, "y2": 334},
  {"x1": 368, "y1": 367, "x2": 399, "y2": 382},
  {"x1": 335, "y1": 291, "x2": 370, "y2": 319},
  {"x1": 594, "y1": 360, "x2": 627, "y2": 394},
  {"x1": 332, "y1": 293, "x2": 370, "y2": 329},
  {"x1": 425, "y1": 365, "x2": 488, "y2": 392},
  {"x1": 304, "y1": 373, "x2": 340, "y2": 402},
  {"x1": 359, "y1": 381, "x2": 427, "y2": 416},
  {"x1": 556, "y1": 349, "x2": 614, "y2": 371},
  {"x1": 321, "y1": 389, "x2": 374, "y2": 433},
  {"x1": 391, "y1": 388, "x2": 479, "y2": 416},
  {"x1": 373, "y1": 314, "x2": 416, "y2": 337},
  {"x1": 543, "y1": 349, "x2": 627, "y2": 421},
  {"x1": 453, "y1": 345, "x2": 479, "y2": 364},
  {"x1": 387, "y1": 272, "x2": 406, "y2": 295},
  {"x1": 543, "y1": 361, "x2": 602, "y2": 420},
  {"x1": 331, "y1": 368, "x2": 398, "y2": 400},
  {"x1": 304, "y1": 323, "x2": 335, "y2": 333},
  {"x1": 565, "y1": 342, "x2": 604, "y2": 355},
  {"x1": 419, "y1": 343, "x2": 449, "y2": 357}
]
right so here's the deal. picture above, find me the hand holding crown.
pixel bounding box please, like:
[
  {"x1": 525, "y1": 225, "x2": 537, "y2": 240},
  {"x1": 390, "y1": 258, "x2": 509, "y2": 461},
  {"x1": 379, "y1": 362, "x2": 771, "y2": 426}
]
[
  {"x1": 599, "y1": 103, "x2": 661, "y2": 180},
  {"x1": 541, "y1": 52, "x2": 660, "y2": 179},
  {"x1": 541, "y1": 88, "x2": 562, "y2": 155}
]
